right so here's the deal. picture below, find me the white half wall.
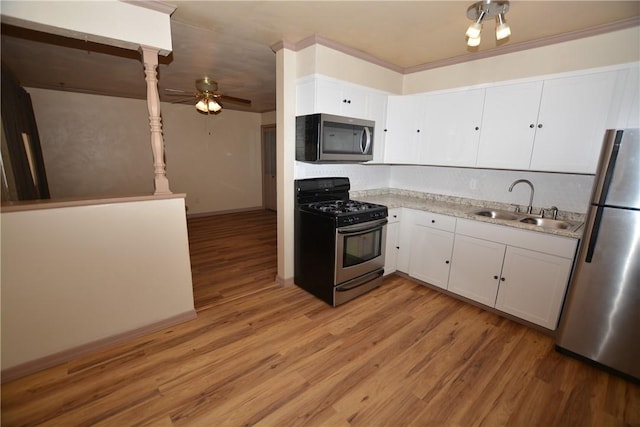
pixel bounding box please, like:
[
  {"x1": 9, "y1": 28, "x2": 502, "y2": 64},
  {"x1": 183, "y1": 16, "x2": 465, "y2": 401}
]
[
  {"x1": 0, "y1": 0, "x2": 173, "y2": 54},
  {"x1": 1, "y1": 196, "x2": 195, "y2": 375}
]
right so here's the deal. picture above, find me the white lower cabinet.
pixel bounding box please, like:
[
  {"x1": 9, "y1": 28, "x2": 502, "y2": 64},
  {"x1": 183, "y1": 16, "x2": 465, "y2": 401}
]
[
  {"x1": 407, "y1": 210, "x2": 456, "y2": 289},
  {"x1": 388, "y1": 209, "x2": 577, "y2": 330},
  {"x1": 384, "y1": 208, "x2": 401, "y2": 276},
  {"x1": 448, "y1": 234, "x2": 506, "y2": 306},
  {"x1": 409, "y1": 226, "x2": 454, "y2": 289},
  {"x1": 449, "y1": 218, "x2": 577, "y2": 330},
  {"x1": 495, "y1": 247, "x2": 573, "y2": 329}
]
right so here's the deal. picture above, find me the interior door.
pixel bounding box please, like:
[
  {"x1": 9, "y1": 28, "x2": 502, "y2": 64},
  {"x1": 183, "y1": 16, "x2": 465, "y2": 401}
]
[{"x1": 262, "y1": 125, "x2": 277, "y2": 211}]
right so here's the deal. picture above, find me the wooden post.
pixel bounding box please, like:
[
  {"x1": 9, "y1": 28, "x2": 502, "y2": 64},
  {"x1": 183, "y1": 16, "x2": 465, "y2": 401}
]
[{"x1": 140, "y1": 46, "x2": 171, "y2": 195}]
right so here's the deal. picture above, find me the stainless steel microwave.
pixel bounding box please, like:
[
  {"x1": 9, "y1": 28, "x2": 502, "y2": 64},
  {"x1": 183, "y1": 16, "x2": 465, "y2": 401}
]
[{"x1": 296, "y1": 113, "x2": 374, "y2": 163}]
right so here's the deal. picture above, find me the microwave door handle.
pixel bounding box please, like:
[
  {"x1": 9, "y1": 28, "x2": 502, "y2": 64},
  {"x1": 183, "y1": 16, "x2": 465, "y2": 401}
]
[{"x1": 361, "y1": 127, "x2": 372, "y2": 154}]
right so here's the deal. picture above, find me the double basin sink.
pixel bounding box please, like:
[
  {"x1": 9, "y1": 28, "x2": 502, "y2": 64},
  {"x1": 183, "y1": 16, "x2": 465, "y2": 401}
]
[{"x1": 470, "y1": 208, "x2": 583, "y2": 232}]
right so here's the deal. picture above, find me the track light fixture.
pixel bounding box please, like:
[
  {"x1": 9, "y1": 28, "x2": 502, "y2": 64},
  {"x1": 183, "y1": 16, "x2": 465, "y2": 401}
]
[{"x1": 465, "y1": 0, "x2": 511, "y2": 47}]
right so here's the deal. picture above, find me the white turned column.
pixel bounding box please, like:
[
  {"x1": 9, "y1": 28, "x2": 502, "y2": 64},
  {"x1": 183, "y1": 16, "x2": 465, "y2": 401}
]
[{"x1": 140, "y1": 46, "x2": 171, "y2": 195}]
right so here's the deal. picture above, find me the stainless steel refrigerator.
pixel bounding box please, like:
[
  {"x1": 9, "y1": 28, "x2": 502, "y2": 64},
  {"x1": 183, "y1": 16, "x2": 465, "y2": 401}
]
[{"x1": 556, "y1": 128, "x2": 640, "y2": 382}]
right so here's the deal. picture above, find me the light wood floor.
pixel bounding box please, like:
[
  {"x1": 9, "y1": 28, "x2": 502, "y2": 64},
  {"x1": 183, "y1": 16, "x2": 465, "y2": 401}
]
[{"x1": 2, "y1": 209, "x2": 639, "y2": 426}]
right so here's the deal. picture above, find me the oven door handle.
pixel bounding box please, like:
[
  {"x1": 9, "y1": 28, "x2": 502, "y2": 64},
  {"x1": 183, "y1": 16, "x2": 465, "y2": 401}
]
[{"x1": 337, "y1": 219, "x2": 387, "y2": 234}]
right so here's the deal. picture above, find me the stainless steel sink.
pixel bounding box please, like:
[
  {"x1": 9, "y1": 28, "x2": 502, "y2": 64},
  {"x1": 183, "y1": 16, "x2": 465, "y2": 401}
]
[
  {"x1": 471, "y1": 209, "x2": 520, "y2": 221},
  {"x1": 519, "y1": 217, "x2": 581, "y2": 231},
  {"x1": 470, "y1": 208, "x2": 583, "y2": 232}
]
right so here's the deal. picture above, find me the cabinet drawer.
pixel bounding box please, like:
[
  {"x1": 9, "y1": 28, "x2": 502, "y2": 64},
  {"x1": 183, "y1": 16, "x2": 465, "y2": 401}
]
[
  {"x1": 413, "y1": 210, "x2": 456, "y2": 232},
  {"x1": 388, "y1": 208, "x2": 402, "y2": 223},
  {"x1": 455, "y1": 218, "x2": 578, "y2": 258}
]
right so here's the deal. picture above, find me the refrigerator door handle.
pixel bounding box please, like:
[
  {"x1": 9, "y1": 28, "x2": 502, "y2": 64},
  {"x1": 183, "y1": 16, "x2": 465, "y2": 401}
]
[
  {"x1": 593, "y1": 130, "x2": 623, "y2": 205},
  {"x1": 585, "y1": 206, "x2": 605, "y2": 263}
]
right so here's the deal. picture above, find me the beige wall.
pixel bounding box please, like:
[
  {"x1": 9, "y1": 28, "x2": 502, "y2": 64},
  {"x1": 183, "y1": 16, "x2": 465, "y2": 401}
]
[
  {"x1": 296, "y1": 44, "x2": 403, "y2": 94},
  {"x1": 162, "y1": 103, "x2": 263, "y2": 215},
  {"x1": 261, "y1": 110, "x2": 276, "y2": 125},
  {"x1": 29, "y1": 88, "x2": 263, "y2": 215},
  {"x1": 403, "y1": 26, "x2": 640, "y2": 94}
]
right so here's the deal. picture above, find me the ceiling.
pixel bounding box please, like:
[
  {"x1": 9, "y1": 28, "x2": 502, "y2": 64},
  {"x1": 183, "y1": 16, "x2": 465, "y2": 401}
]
[{"x1": 1, "y1": 1, "x2": 639, "y2": 113}]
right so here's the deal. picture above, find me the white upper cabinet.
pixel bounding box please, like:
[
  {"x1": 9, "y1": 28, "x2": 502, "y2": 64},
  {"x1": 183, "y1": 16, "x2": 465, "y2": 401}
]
[
  {"x1": 421, "y1": 88, "x2": 485, "y2": 166},
  {"x1": 295, "y1": 76, "x2": 386, "y2": 121},
  {"x1": 296, "y1": 76, "x2": 389, "y2": 163},
  {"x1": 616, "y1": 64, "x2": 640, "y2": 129},
  {"x1": 476, "y1": 81, "x2": 543, "y2": 169},
  {"x1": 384, "y1": 95, "x2": 426, "y2": 164},
  {"x1": 529, "y1": 70, "x2": 620, "y2": 173},
  {"x1": 315, "y1": 79, "x2": 368, "y2": 119},
  {"x1": 296, "y1": 78, "x2": 316, "y2": 116},
  {"x1": 367, "y1": 91, "x2": 388, "y2": 163}
]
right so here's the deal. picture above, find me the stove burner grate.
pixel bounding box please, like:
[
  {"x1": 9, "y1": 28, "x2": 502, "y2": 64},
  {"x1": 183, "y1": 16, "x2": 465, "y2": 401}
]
[{"x1": 307, "y1": 200, "x2": 381, "y2": 214}]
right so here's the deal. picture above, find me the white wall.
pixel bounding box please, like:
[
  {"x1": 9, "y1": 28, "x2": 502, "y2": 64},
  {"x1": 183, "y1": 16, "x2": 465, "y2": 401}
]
[
  {"x1": 390, "y1": 166, "x2": 593, "y2": 213},
  {"x1": 295, "y1": 162, "x2": 391, "y2": 192},
  {"x1": 29, "y1": 88, "x2": 263, "y2": 215},
  {"x1": 294, "y1": 162, "x2": 592, "y2": 213},
  {"x1": 1, "y1": 196, "x2": 195, "y2": 374}
]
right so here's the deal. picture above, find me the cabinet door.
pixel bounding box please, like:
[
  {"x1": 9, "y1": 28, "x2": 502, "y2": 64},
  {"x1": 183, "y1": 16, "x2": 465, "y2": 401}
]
[
  {"x1": 448, "y1": 234, "x2": 505, "y2": 306},
  {"x1": 315, "y1": 79, "x2": 368, "y2": 119},
  {"x1": 384, "y1": 221, "x2": 400, "y2": 276},
  {"x1": 296, "y1": 78, "x2": 316, "y2": 116},
  {"x1": 617, "y1": 65, "x2": 640, "y2": 128},
  {"x1": 476, "y1": 81, "x2": 543, "y2": 169},
  {"x1": 396, "y1": 208, "x2": 414, "y2": 273},
  {"x1": 496, "y1": 247, "x2": 572, "y2": 330},
  {"x1": 409, "y1": 226, "x2": 454, "y2": 289},
  {"x1": 367, "y1": 92, "x2": 388, "y2": 163},
  {"x1": 384, "y1": 95, "x2": 425, "y2": 164},
  {"x1": 422, "y1": 89, "x2": 485, "y2": 166},
  {"x1": 530, "y1": 70, "x2": 619, "y2": 173}
]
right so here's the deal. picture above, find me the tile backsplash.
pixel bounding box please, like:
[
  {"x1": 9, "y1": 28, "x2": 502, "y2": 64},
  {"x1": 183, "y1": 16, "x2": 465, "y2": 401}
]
[{"x1": 295, "y1": 162, "x2": 594, "y2": 213}]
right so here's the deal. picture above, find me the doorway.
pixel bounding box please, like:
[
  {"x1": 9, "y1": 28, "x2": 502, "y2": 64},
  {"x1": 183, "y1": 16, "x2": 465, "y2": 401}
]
[{"x1": 261, "y1": 124, "x2": 276, "y2": 211}]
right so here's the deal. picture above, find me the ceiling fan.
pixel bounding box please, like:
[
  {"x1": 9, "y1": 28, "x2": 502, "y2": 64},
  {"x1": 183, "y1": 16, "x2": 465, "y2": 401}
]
[{"x1": 165, "y1": 77, "x2": 251, "y2": 114}]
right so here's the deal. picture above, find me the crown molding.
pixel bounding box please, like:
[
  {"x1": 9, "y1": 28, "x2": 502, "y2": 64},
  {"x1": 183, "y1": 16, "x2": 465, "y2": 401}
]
[{"x1": 120, "y1": 0, "x2": 176, "y2": 16}]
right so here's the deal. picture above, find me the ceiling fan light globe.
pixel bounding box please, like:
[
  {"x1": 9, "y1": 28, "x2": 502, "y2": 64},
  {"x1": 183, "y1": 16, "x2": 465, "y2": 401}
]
[
  {"x1": 208, "y1": 99, "x2": 222, "y2": 113},
  {"x1": 195, "y1": 98, "x2": 209, "y2": 112}
]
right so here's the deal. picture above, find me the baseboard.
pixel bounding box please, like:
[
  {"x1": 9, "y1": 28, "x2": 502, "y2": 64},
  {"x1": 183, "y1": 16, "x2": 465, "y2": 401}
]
[
  {"x1": 1, "y1": 309, "x2": 197, "y2": 383},
  {"x1": 276, "y1": 275, "x2": 295, "y2": 287},
  {"x1": 186, "y1": 206, "x2": 264, "y2": 219}
]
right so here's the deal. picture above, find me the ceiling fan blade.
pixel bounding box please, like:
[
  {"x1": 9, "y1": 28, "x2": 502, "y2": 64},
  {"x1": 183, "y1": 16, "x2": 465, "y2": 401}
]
[
  {"x1": 219, "y1": 94, "x2": 252, "y2": 106},
  {"x1": 164, "y1": 88, "x2": 192, "y2": 94},
  {"x1": 170, "y1": 97, "x2": 196, "y2": 104}
]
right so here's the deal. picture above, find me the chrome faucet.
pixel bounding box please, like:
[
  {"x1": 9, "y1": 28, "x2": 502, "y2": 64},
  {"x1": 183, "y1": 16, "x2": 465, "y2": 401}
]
[{"x1": 508, "y1": 179, "x2": 535, "y2": 214}]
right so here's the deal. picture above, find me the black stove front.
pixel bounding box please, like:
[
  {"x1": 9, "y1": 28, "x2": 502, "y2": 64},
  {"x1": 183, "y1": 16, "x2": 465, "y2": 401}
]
[{"x1": 294, "y1": 177, "x2": 388, "y2": 306}]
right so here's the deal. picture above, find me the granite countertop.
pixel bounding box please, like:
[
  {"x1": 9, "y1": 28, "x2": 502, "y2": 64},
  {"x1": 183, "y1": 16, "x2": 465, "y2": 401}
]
[{"x1": 351, "y1": 189, "x2": 585, "y2": 239}]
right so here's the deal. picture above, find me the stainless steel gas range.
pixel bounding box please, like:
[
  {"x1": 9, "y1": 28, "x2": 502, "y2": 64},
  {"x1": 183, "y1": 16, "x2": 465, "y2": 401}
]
[{"x1": 294, "y1": 177, "x2": 388, "y2": 306}]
